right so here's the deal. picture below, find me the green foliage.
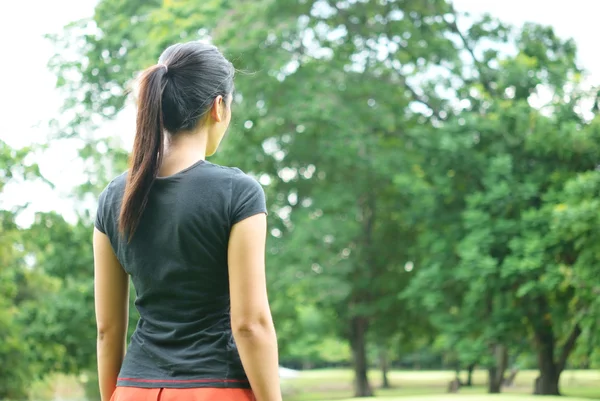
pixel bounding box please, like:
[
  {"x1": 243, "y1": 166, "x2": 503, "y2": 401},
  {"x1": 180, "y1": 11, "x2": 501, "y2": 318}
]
[
  {"x1": 0, "y1": 269, "x2": 31, "y2": 400},
  {"x1": 281, "y1": 305, "x2": 351, "y2": 367},
  {"x1": 0, "y1": 146, "x2": 56, "y2": 398},
  {"x1": 403, "y1": 18, "x2": 598, "y2": 394}
]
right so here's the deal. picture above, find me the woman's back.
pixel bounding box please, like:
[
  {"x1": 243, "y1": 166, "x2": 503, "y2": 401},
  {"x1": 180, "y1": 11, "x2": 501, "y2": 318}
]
[{"x1": 96, "y1": 160, "x2": 266, "y2": 387}]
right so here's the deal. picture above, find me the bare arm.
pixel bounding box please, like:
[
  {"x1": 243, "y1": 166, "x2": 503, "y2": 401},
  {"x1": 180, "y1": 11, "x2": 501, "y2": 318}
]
[
  {"x1": 93, "y1": 228, "x2": 129, "y2": 401},
  {"x1": 228, "y1": 214, "x2": 281, "y2": 401}
]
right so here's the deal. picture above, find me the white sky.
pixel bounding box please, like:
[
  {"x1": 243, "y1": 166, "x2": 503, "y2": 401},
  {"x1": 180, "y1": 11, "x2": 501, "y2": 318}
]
[{"x1": 0, "y1": 0, "x2": 598, "y2": 226}]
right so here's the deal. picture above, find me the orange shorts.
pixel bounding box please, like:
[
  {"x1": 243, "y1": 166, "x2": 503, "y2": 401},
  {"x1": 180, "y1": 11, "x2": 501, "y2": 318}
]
[{"x1": 110, "y1": 387, "x2": 256, "y2": 401}]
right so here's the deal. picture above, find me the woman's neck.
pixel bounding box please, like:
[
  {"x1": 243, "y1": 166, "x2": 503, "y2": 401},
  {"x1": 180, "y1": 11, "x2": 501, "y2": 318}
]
[{"x1": 158, "y1": 131, "x2": 208, "y2": 177}]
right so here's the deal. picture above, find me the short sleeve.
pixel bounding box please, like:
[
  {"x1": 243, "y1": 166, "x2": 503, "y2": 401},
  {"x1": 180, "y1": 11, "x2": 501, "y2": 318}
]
[
  {"x1": 230, "y1": 171, "x2": 268, "y2": 225},
  {"x1": 95, "y1": 185, "x2": 110, "y2": 234}
]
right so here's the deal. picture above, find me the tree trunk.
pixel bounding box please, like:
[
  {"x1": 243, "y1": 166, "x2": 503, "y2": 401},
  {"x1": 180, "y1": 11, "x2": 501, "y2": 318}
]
[
  {"x1": 466, "y1": 363, "x2": 475, "y2": 387},
  {"x1": 379, "y1": 349, "x2": 391, "y2": 389},
  {"x1": 533, "y1": 323, "x2": 581, "y2": 395},
  {"x1": 487, "y1": 344, "x2": 508, "y2": 394},
  {"x1": 533, "y1": 316, "x2": 559, "y2": 396},
  {"x1": 447, "y1": 378, "x2": 461, "y2": 393},
  {"x1": 503, "y1": 368, "x2": 519, "y2": 387},
  {"x1": 488, "y1": 367, "x2": 501, "y2": 393},
  {"x1": 454, "y1": 369, "x2": 463, "y2": 386},
  {"x1": 350, "y1": 317, "x2": 374, "y2": 397},
  {"x1": 534, "y1": 365, "x2": 559, "y2": 395},
  {"x1": 453, "y1": 364, "x2": 463, "y2": 386},
  {"x1": 534, "y1": 342, "x2": 560, "y2": 396}
]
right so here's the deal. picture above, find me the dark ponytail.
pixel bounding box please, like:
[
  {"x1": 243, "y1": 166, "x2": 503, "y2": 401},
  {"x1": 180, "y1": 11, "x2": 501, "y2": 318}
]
[
  {"x1": 119, "y1": 42, "x2": 235, "y2": 239},
  {"x1": 119, "y1": 65, "x2": 168, "y2": 239}
]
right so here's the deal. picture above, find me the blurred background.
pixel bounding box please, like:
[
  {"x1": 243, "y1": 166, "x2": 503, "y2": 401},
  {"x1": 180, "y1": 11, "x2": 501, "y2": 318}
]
[{"x1": 1, "y1": 0, "x2": 600, "y2": 400}]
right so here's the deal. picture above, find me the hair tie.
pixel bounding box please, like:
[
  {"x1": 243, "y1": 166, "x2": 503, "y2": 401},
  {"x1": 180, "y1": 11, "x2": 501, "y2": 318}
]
[{"x1": 159, "y1": 64, "x2": 168, "y2": 73}]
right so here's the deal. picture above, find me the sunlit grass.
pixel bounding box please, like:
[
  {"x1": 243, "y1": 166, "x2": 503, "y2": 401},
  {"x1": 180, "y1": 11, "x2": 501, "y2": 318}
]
[
  {"x1": 323, "y1": 396, "x2": 593, "y2": 401},
  {"x1": 283, "y1": 369, "x2": 600, "y2": 401},
  {"x1": 32, "y1": 368, "x2": 600, "y2": 401}
]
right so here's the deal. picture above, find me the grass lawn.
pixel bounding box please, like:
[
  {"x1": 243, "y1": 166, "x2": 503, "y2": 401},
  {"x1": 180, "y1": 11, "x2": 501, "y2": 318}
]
[
  {"x1": 324, "y1": 397, "x2": 592, "y2": 401},
  {"x1": 31, "y1": 369, "x2": 600, "y2": 401},
  {"x1": 282, "y1": 369, "x2": 600, "y2": 401}
]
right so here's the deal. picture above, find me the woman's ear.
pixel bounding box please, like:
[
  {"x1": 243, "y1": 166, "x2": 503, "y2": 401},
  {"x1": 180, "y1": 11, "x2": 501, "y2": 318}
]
[{"x1": 210, "y1": 95, "x2": 225, "y2": 123}]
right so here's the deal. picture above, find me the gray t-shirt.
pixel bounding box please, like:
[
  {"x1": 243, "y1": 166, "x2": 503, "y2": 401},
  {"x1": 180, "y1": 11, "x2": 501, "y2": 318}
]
[{"x1": 95, "y1": 160, "x2": 267, "y2": 388}]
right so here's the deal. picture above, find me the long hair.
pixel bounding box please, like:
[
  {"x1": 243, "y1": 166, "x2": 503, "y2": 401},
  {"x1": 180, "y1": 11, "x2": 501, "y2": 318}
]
[
  {"x1": 118, "y1": 42, "x2": 235, "y2": 240},
  {"x1": 119, "y1": 65, "x2": 167, "y2": 239}
]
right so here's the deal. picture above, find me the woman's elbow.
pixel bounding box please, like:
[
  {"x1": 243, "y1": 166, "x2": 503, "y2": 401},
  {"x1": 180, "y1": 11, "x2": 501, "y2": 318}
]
[
  {"x1": 97, "y1": 323, "x2": 124, "y2": 341},
  {"x1": 231, "y1": 314, "x2": 274, "y2": 338}
]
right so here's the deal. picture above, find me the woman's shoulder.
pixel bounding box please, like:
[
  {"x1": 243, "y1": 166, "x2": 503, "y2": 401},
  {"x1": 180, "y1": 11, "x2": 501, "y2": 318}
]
[
  {"x1": 95, "y1": 172, "x2": 128, "y2": 234},
  {"x1": 96, "y1": 172, "x2": 129, "y2": 211},
  {"x1": 204, "y1": 162, "x2": 260, "y2": 184},
  {"x1": 102, "y1": 171, "x2": 128, "y2": 195}
]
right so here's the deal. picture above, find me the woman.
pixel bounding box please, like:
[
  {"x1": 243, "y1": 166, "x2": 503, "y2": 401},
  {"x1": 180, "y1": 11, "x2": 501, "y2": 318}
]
[{"x1": 93, "y1": 42, "x2": 281, "y2": 401}]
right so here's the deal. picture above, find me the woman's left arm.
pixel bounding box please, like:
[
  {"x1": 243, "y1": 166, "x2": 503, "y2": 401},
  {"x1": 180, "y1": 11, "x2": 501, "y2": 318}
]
[{"x1": 93, "y1": 228, "x2": 129, "y2": 401}]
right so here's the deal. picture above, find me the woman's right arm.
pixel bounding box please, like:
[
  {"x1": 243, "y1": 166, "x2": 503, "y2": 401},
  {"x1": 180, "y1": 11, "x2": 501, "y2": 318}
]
[{"x1": 228, "y1": 213, "x2": 282, "y2": 401}]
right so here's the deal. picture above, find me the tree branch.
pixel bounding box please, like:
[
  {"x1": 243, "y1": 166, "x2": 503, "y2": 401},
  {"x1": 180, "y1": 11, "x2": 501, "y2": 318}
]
[
  {"x1": 557, "y1": 324, "x2": 582, "y2": 374},
  {"x1": 445, "y1": 4, "x2": 495, "y2": 96},
  {"x1": 393, "y1": 66, "x2": 445, "y2": 122},
  {"x1": 383, "y1": 2, "x2": 445, "y2": 122},
  {"x1": 332, "y1": 1, "x2": 446, "y2": 122}
]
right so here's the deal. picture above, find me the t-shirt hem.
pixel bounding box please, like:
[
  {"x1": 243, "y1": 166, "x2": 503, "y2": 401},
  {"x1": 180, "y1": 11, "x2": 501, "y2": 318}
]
[
  {"x1": 94, "y1": 221, "x2": 106, "y2": 234},
  {"x1": 231, "y1": 209, "x2": 268, "y2": 226},
  {"x1": 117, "y1": 378, "x2": 251, "y2": 389}
]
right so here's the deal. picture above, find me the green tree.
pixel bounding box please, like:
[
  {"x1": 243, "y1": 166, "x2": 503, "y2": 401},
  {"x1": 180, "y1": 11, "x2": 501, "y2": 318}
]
[
  {"x1": 0, "y1": 140, "x2": 133, "y2": 399},
  {"x1": 405, "y1": 21, "x2": 599, "y2": 395},
  {"x1": 0, "y1": 211, "x2": 32, "y2": 400},
  {"x1": 550, "y1": 166, "x2": 600, "y2": 364},
  {"x1": 21, "y1": 211, "x2": 142, "y2": 401},
  {"x1": 0, "y1": 140, "x2": 59, "y2": 398}
]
